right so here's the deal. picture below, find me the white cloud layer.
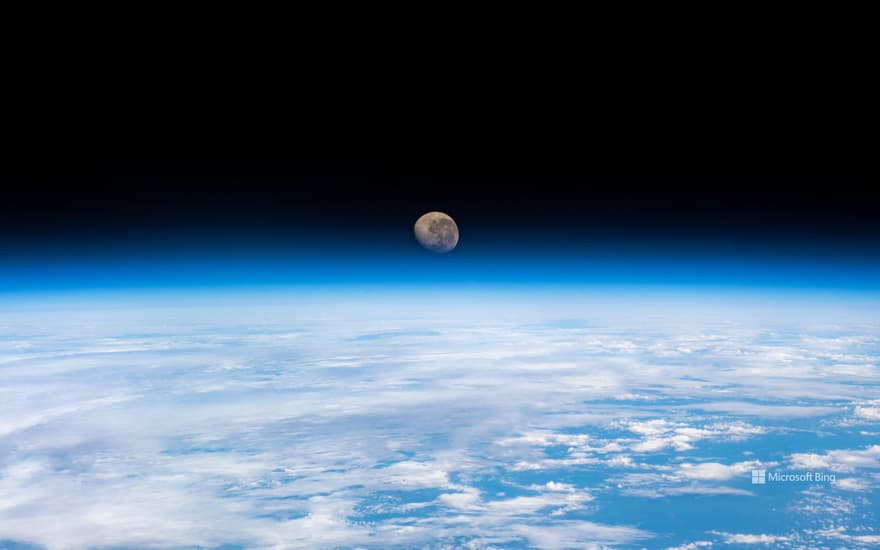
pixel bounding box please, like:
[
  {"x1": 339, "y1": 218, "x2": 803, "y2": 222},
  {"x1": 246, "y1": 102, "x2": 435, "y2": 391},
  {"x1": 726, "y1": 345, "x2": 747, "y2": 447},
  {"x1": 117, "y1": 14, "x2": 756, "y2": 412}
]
[
  {"x1": 789, "y1": 445, "x2": 880, "y2": 473},
  {"x1": 0, "y1": 293, "x2": 877, "y2": 549}
]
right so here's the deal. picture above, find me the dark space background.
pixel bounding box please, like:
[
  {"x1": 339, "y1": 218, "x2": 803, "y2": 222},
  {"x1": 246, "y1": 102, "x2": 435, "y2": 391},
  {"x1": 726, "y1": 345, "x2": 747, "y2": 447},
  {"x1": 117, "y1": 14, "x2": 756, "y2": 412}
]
[{"x1": 0, "y1": 6, "x2": 875, "y2": 287}]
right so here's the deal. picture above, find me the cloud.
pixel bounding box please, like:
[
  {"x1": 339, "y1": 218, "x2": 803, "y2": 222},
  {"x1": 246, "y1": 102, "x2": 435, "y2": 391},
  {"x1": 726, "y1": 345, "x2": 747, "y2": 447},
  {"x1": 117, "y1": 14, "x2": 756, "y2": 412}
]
[
  {"x1": 612, "y1": 471, "x2": 755, "y2": 499},
  {"x1": 662, "y1": 485, "x2": 754, "y2": 497},
  {"x1": 378, "y1": 460, "x2": 452, "y2": 488},
  {"x1": 854, "y1": 406, "x2": 880, "y2": 420},
  {"x1": 714, "y1": 532, "x2": 792, "y2": 544},
  {"x1": 437, "y1": 487, "x2": 482, "y2": 510},
  {"x1": 621, "y1": 419, "x2": 764, "y2": 453},
  {"x1": 810, "y1": 527, "x2": 880, "y2": 546},
  {"x1": 835, "y1": 477, "x2": 871, "y2": 491},
  {"x1": 677, "y1": 460, "x2": 761, "y2": 481},
  {"x1": 665, "y1": 542, "x2": 713, "y2": 550},
  {"x1": 540, "y1": 481, "x2": 576, "y2": 492},
  {"x1": 789, "y1": 445, "x2": 880, "y2": 472},
  {"x1": 677, "y1": 401, "x2": 840, "y2": 418},
  {"x1": 496, "y1": 431, "x2": 591, "y2": 448},
  {"x1": 435, "y1": 482, "x2": 593, "y2": 516},
  {"x1": 508, "y1": 521, "x2": 649, "y2": 549}
]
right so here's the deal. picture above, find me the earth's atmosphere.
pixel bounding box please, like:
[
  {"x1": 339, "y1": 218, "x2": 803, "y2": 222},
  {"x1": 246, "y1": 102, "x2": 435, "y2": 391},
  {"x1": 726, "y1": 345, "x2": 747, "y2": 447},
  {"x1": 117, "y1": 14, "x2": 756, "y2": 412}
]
[{"x1": 1, "y1": 288, "x2": 878, "y2": 549}]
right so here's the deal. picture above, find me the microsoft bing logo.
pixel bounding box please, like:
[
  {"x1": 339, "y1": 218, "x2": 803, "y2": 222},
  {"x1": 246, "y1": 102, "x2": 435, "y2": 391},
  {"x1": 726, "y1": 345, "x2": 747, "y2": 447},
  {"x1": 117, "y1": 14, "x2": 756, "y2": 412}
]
[{"x1": 748, "y1": 469, "x2": 835, "y2": 484}]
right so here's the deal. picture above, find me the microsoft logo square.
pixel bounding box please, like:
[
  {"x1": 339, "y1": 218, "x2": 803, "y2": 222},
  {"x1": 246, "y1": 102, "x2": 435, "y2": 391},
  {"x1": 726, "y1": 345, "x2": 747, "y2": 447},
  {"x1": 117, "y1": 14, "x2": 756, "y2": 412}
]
[{"x1": 751, "y1": 469, "x2": 766, "y2": 484}]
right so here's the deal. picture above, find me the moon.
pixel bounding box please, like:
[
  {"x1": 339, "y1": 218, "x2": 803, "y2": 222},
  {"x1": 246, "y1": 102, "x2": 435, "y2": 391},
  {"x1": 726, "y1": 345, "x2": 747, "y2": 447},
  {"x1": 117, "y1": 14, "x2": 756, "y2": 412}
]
[{"x1": 414, "y1": 211, "x2": 459, "y2": 253}]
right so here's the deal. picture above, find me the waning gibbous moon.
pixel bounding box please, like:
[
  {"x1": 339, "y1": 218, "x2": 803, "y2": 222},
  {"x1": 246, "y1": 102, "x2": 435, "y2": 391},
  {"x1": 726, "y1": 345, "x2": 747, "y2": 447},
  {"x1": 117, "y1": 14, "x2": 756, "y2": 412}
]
[{"x1": 414, "y1": 211, "x2": 459, "y2": 253}]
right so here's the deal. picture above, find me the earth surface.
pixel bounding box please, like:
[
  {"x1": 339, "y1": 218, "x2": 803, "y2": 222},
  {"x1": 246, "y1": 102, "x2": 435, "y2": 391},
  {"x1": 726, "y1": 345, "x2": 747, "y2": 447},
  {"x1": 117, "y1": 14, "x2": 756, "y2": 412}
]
[{"x1": 0, "y1": 290, "x2": 878, "y2": 549}]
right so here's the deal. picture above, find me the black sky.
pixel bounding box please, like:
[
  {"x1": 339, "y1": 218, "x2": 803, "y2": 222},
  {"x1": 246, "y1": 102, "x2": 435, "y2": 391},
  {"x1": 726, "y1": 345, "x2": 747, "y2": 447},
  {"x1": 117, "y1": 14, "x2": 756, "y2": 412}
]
[{"x1": 1, "y1": 6, "x2": 875, "y2": 254}]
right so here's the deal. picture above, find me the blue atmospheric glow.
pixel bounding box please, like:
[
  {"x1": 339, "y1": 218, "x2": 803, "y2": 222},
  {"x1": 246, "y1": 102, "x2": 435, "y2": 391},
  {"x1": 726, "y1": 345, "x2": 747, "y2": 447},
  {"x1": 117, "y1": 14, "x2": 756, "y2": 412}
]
[
  {"x1": 1, "y1": 250, "x2": 879, "y2": 294},
  {"x1": 1, "y1": 237, "x2": 879, "y2": 548}
]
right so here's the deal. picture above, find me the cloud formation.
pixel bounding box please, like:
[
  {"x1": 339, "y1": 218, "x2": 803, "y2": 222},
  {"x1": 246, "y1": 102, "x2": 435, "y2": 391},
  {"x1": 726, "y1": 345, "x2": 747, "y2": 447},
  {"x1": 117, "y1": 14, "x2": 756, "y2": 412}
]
[{"x1": 0, "y1": 293, "x2": 877, "y2": 548}]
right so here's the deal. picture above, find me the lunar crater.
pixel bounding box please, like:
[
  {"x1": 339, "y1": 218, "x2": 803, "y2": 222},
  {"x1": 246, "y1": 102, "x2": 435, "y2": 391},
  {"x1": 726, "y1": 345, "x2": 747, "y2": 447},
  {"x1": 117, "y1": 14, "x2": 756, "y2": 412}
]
[{"x1": 414, "y1": 212, "x2": 459, "y2": 253}]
